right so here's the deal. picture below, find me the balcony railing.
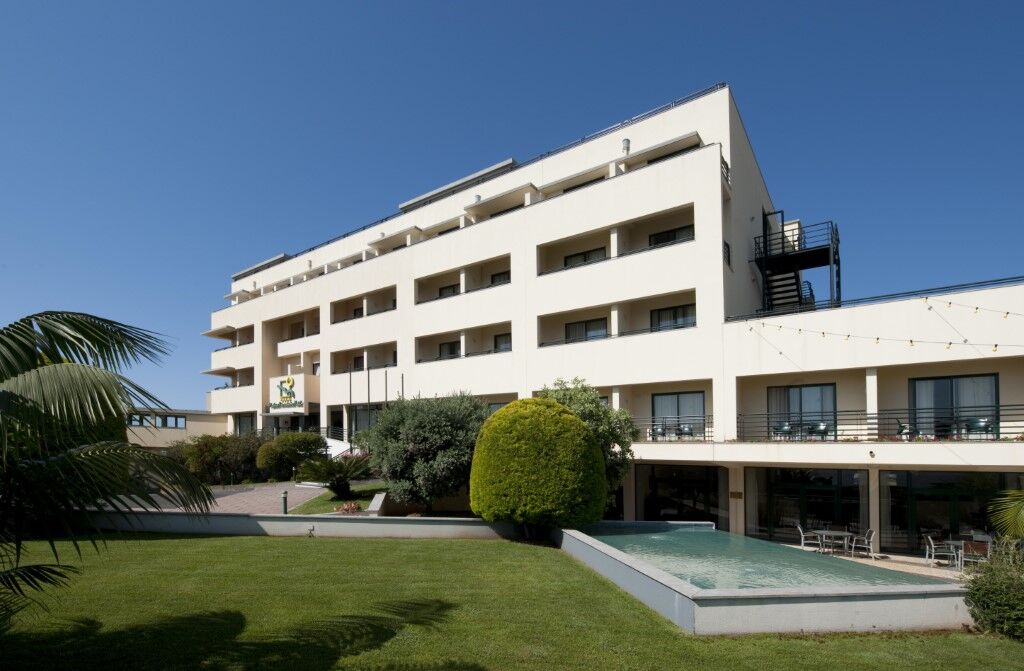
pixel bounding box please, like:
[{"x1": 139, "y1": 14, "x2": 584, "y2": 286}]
[
  {"x1": 213, "y1": 340, "x2": 254, "y2": 352},
  {"x1": 538, "y1": 320, "x2": 695, "y2": 347},
  {"x1": 737, "y1": 405, "x2": 1024, "y2": 442},
  {"x1": 634, "y1": 415, "x2": 714, "y2": 442},
  {"x1": 332, "y1": 305, "x2": 397, "y2": 324},
  {"x1": 754, "y1": 220, "x2": 838, "y2": 259},
  {"x1": 279, "y1": 329, "x2": 320, "y2": 343},
  {"x1": 416, "y1": 348, "x2": 511, "y2": 364}
]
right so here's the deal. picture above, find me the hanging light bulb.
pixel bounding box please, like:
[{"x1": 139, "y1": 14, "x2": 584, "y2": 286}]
[
  {"x1": 1004, "y1": 312, "x2": 1009, "y2": 319},
  {"x1": 993, "y1": 344, "x2": 999, "y2": 352},
  {"x1": 821, "y1": 331, "x2": 826, "y2": 338},
  {"x1": 945, "y1": 342, "x2": 952, "y2": 350},
  {"x1": 909, "y1": 339, "x2": 915, "y2": 347},
  {"x1": 875, "y1": 337, "x2": 880, "y2": 344},
  {"x1": 845, "y1": 334, "x2": 850, "y2": 341}
]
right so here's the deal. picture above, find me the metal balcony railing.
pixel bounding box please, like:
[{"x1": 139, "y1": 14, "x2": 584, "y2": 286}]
[
  {"x1": 736, "y1": 405, "x2": 1024, "y2": 442},
  {"x1": 634, "y1": 415, "x2": 714, "y2": 442},
  {"x1": 754, "y1": 221, "x2": 838, "y2": 259}
]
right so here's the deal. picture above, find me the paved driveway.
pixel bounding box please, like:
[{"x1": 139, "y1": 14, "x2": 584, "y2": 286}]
[{"x1": 201, "y1": 482, "x2": 326, "y2": 514}]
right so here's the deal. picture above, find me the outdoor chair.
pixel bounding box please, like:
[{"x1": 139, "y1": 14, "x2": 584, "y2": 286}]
[
  {"x1": 805, "y1": 422, "x2": 832, "y2": 440},
  {"x1": 796, "y1": 524, "x2": 821, "y2": 551},
  {"x1": 896, "y1": 420, "x2": 917, "y2": 440},
  {"x1": 650, "y1": 423, "x2": 667, "y2": 441},
  {"x1": 674, "y1": 423, "x2": 694, "y2": 439},
  {"x1": 771, "y1": 422, "x2": 793, "y2": 440},
  {"x1": 959, "y1": 541, "x2": 991, "y2": 570},
  {"x1": 964, "y1": 417, "x2": 995, "y2": 439},
  {"x1": 925, "y1": 536, "x2": 958, "y2": 566},
  {"x1": 850, "y1": 529, "x2": 876, "y2": 558}
]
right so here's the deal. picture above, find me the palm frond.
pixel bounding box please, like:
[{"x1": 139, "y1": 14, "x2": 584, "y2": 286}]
[
  {"x1": 0, "y1": 362, "x2": 165, "y2": 441},
  {"x1": 0, "y1": 562, "x2": 78, "y2": 597},
  {"x1": 989, "y1": 489, "x2": 1024, "y2": 538},
  {"x1": 0, "y1": 311, "x2": 168, "y2": 380}
]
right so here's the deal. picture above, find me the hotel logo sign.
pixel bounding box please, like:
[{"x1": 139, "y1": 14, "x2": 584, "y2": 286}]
[{"x1": 268, "y1": 374, "x2": 305, "y2": 413}]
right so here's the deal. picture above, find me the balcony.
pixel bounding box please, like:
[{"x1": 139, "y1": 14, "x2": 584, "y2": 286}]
[
  {"x1": 538, "y1": 291, "x2": 696, "y2": 347},
  {"x1": 753, "y1": 216, "x2": 841, "y2": 314},
  {"x1": 415, "y1": 255, "x2": 511, "y2": 304},
  {"x1": 331, "y1": 286, "x2": 397, "y2": 324},
  {"x1": 633, "y1": 415, "x2": 714, "y2": 442},
  {"x1": 736, "y1": 405, "x2": 1024, "y2": 442},
  {"x1": 209, "y1": 383, "x2": 257, "y2": 414},
  {"x1": 331, "y1": 341, "x2": 398, "y2": 374},
  {"x1": 416, "y1": 322, "x2": 512, "y2": 363}
]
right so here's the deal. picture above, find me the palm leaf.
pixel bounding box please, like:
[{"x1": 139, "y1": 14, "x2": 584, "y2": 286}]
[
  {"x1": 0, "y1": 311, "x2": 168, "y2": 381},
  {"x1": 0, "y1": 562, "x2": 78, "y2": 597},
  {"x1": 989, "y1": 489, "x2": 1024, "y2": 538}
]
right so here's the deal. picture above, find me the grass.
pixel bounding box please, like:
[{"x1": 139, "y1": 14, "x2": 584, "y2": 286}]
[
  {"x1": 5, "y1": 534, "x2": 1023, "y2": 670},
  {"x1": 291, "y1": 482, "x2": 387, "y2": 514}
]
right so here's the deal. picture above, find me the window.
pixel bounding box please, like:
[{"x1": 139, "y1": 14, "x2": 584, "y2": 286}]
[
  {"x1": 564, "y1": 318, "x2": 608, "y2": 343},
  {"x1": 391, "y1": 297, "x2": 397, "y2": 309},
  {"x1": 438, "y1": 283, "x2": 460, "y2": 298},
  {"x1": 562, "y1": 175, "x2": 604, "y2": 194},
  {"x1": 490, "y1": 270, "x2": 511, "y2": 286},
  {"x1": 648, "y1": 225, "x2": 695, "y2": 247},
  {"x1": 158, "y1": 415, "x2": 187, "y2": 429},
  {"x1": 352, "y1": 355, "x2": 365, "y2": 371},
  {"x1": 288, "y1": 322, "x2": 305, "y2": 340},
  {"x1": 126, "y1": 413, "x2": 152, "y2": 427},
  {"x1": 494, "y1": 333, "x2": 512, "y2": 352},
  {"x1": 234, "y1": 413, "x2": 256, "y2": 435},
  {"x1": 439, "y1": 341, "x2": 461, "y2": 359},
  {"x1": 349, "y1": 404, "x2": 381, "y2": 437},
  {"x1": 767, "y1": 384, "x2": 837, "y2": 439},
  {"x1": 599, "y1": 396, "x2": 609, "y2": 406},
  {"x1": 652, "y1": 392, "x2": 705, "y2": 420},
  {"x1": 391, "y1": 349, "x2": 398, "y2": 365},
  {"x1": 391, "y1": 243, "x2": 406, "y2": 252},
  {"x1": 723, "y1": 240, "x2": 732, "y2": 268},
  {"x1": 563, "y1": 247, "x2": 607, "y2": 268},
  {"x1": 650, "y1": 304, "x2": 696, "y2": 331},
  {"x1": 487, "y1": 402, "x2": 508, "y2": 415},
  {"x1": 311, "y1": 361, "x2": 321, "y2": 376},
  {"x1": 352, "y1": 306, "x2": 364, "y2": 319},
  {"x1": 910, "y1": 374, "x2": 998, "y2": 438},
  {"x1": 646, "y1": 145, "x2": 697, "y2": 166}
]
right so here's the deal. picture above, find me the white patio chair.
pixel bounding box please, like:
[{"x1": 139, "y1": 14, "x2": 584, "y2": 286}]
[
  {"x1": 925, "y1": 536, "x2": 957, "y2": 566},
  {"x1": 850, "y1": 529, "x2": 876, "y2": 558},
  {"x1": 796, "y1": 524, "x2": 821, "y2": 551}
]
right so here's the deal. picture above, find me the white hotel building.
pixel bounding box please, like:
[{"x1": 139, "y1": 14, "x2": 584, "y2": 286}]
[{"x1": 204, "y1": 83, "x2": 1024, "y2": 554}]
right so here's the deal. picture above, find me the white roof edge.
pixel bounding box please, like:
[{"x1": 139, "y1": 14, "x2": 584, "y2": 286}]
[
  {"x1": 231, "y1": 253, "x2": 290, "y2": 281},
  {"x1": 399, "y1": 158, "x2": 517, "y2": 211}
]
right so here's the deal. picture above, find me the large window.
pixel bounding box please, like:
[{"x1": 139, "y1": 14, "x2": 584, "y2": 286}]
[
  {"x1": 649, "y1": 304, "x2": 696, "y2": 332},
  {"x1": 348, "y1": 404, "x2": 381, "y2": 438},
  {"x1": 234, "y1": 413, "x2": 256, "y2": 435},
  {"x1": 745, "y1": 468, "x2": 867, "y2": 542},
  {"x1": 126, "y1": 413, "x2": 152, "y2": 427},
  {"x1": 909, "y1": 374, "x2": 998, "y2": 438},
  {"x1": 648, "y1": 225, "x2": 694, "y2": 247},
  {"x1": 352, "y1": 355, "x2": 365, "y2": 371},
  {"x1": 880, "y1": 470, "x2": 1024, "y2": 553},
  {"x1": 493, "y1": 333, "x2": 512, "y2": 352},
  {"x1": 439, "y1": 340, "x2": 461, "y2": 359},
  {"x1": 767, "y1": 383, "x2": 837, "y2": 439},
  {"x1": 636, "y1": 464, "x2": 729, "y2": 530},
  {"x1": 651, "y1": 391, "x2": 706, "y2": 438},
  {"x1": 564, "y1": 318, "x2": 607, "y2": 343},
  {"x1": 563, "y1": 247, "x2": 606, "y2": 268},
  {"x1": 490, "y1": 270, "x2": 511, "y2": 286},
  {"x1": 438, "y1": 283, "x2": 460, "y2": 299}
]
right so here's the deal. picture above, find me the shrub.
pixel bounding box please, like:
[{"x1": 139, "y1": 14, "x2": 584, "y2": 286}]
[
  {"x1": 470, "y1": 397, "x2": 607, "y2": 532},
  {"x1": 297, "y1": 454, "x2": 372, "y2": 498},
  {"x1": 258, "y1": 432, "x2": 327, "y2": 481},
  {"x1": 964, "y1": 539, "x2": 1024, "y2": 640},
  {"x1": 335, "y1": 501, "x2": 362, "y2": 514},
  {"x1": 538, "y1": 377, "x2": 638, "y2": 494},
  {"x1": 174, "y1": 432, "x2": 270, "y2": 485},
  {"x1": 355, "y1": 393, "x2": 488, "y2": 510}
]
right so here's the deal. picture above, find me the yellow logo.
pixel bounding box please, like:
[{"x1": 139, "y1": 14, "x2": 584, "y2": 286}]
[{"x1": 276, "y1": 376, "x2": 295, "y2": 403}]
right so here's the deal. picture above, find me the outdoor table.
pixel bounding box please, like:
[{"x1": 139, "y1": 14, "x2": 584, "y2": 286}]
[{"x1": 812, "y1": 530, "x2": 853, "y2": 554}]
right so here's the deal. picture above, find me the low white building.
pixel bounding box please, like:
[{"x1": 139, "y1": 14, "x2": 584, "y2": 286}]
[{"x1": 203, "y1": 83, "x2": 1024, "y2": 553}]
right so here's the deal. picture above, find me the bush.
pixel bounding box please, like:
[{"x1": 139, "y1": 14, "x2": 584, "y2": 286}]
[
  {"x1": 355, "y1": 393, "x2": 488, "y2": 510},
  {"x1": 538, "y1": 377, "x2": 638, "y2": 494},
  {"x1": 297, "y1": 454, "x2": 372, "y2": 498},
  {"x1": 172, "y1": 432, "x2": 269, "y2": 485},
  {"x1": 470, "y1": 397, "x2": 607, "y2": 532},
  {"x1": 964, "y1": 539, "x2": 1024, "y2": 640},
  {"x1": 257, "y1": 432, "x2": 327, "y2": 481}
]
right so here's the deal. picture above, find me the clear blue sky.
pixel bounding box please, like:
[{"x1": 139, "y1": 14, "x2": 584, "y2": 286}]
[{"x1": 2, "y1": 2, "x2": 1022, "y2": 409}]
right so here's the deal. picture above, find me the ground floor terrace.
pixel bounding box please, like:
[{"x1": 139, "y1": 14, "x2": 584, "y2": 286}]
[{"x1": 621, "y1": 463, "x2": 1024, "y2": 555}]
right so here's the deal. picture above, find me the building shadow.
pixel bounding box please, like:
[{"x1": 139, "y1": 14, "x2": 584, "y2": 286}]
[{"x1": 3, "y1": 599, "x2": 486, "y2": 670}]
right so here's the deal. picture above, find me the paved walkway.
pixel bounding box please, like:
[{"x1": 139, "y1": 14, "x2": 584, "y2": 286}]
[
  {"x1": 201, "y1": 482, "x2": 326, "y2": 514},
  {"x1": 785, "y1": 543, "x2": 963, "y2": 580}
]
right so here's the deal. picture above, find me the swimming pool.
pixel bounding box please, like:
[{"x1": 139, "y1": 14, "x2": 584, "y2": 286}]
[
  {"x1": 556, "y1": 522, "x2": 970, "y2": 634},
  {"x1": 587, "y1": 523, "x2": 946, "y2": 589}
]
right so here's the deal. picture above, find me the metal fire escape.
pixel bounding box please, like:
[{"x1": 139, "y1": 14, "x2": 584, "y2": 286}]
[{"x1": 754, "y1": 210, "x2": 841, "y2": 314}]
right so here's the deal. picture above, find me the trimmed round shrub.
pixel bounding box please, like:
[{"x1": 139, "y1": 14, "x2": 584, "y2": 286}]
[
  {"x1": 470, "y1": 397, "x2": 607, "y2": 530},
  {"x1": 964, "y1": 539, "x2": 1024, "y2": 640},
  {"x1": 257, "y1": 432, "x2": 326, "y2": 480},
  {"x1": 256, "y1": 441, "x2": 284, "y2": 478}
]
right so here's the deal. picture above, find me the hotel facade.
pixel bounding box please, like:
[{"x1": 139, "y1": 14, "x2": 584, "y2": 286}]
[{"x1": 203, "y1": 84, "x2": 1024, "y2": 554}]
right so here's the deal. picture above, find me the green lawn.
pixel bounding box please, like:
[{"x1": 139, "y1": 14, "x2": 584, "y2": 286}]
[
  {"x1": 5, "y1": 535, "x2": 1022, "y2": 670},
  {"x1": 291, "y1": 482, "x2": 387, "y2": 514}
]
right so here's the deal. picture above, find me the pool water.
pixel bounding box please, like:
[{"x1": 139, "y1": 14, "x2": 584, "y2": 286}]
[{"x1": 587, "y1": 524, "x2": 950, "y2": 590}]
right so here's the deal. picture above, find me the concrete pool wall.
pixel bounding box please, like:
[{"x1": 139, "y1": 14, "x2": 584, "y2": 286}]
[{"x1": 554, "y1": 522, "x2": 972, "y2": 635}]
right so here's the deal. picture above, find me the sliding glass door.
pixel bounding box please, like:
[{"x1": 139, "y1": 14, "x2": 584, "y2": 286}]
[
  {"x1": 910, "y1": 374, "x2": 997, "y2": 438},
  {"x1": 767, "y1": 383, "x2": 836, "y2": 439}
]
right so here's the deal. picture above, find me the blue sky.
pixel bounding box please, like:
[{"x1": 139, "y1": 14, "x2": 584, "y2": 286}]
[{"x1": 2, "y1": 2, "x2": 1022, "y2": 408}]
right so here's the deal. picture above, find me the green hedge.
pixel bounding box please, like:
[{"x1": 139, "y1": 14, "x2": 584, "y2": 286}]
[
  {"x1": 470, "y1": 397, "x2": 606, "y2": 529},
  {"x1": 257, "y1": 432, "x2": 326, "y2": 481},
  {"x1": 965, "y1": 539, "x2": 1024, "y2": 640}
]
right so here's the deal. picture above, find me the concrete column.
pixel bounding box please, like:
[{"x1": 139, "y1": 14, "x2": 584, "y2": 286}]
[
  {"x1": 868, "y1": 468, "x2": 881, "y2": 554},
  {"x1": 623, "y1": 465, "x2": 637, "y2": 521},
  {"x1": 524, "y1": 190, "x2": 540, "y2": 206},
  {"x1": 728, "y1": 466, "x2": 745, "y2": 535},
  {"x1": 609, "y1": 227, "x2": 620, "y2": 257},
  {"x1": 459, "y1": 330, "x2": 467, "y2": 358},
  {"x1": 341, "y1": 405, "x2": 350, "y2": 441},
  {"x1": 458, "y1": 215, "x2": 469, "y2": 229},
  {"x1": 362, "y1": 348, "x2": 370, "y2": 372},
  {"x1": 610, "y1": 304, "x2": 620, "y2": 337},
  {"x1": 610, "y1": 386, "x2": 622, "y2": 410},
  {"x1": 362, "y1": 296, "x2": 369, "y2": 317},
  {"x1": 713, "y1": 376, "x2": 737, "y2": 442},
  {"x1": 459, "y1": 268, "x2": 467, "y2": 294},
  {"x1": 865, "y1": 367, "x2": 879, "y2": 440}
]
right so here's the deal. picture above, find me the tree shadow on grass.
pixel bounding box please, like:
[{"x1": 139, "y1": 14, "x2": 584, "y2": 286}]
[{"x1": 3, "y1": 599, "x2": 487, "y2": 671}]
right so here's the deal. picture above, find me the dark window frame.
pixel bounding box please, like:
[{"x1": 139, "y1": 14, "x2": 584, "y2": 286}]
[
  {"x1": 490, "y1": 270, "x2": 511, "y2": 286},
  {"x1": 649, "y1": 304, "x2": 697, "y2": 331},
  {"x1": 564, "y1": 317, "x2": 608, "y2": 343},
  {"x1": 439, "y1": 340, "x2": 461, "y2": 359},
  {"x1": 648, "y1": 225, "x2": 695, "y2": 248},
  {"x1": 563, "y1": 246, "x2": 607, "y2": 269},
  {"x1": 438, "y1": 283, "x2": 460, "y2": 299},
  {"x1": 494, "y1": 333, "x2": 512, "y2": 352}
]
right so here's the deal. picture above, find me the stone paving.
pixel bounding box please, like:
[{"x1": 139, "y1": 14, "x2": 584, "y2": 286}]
[
  {"x1": 786, "y1": 543, "x2": 963, "y2": 580},
  {"x1": 194, "y1": 482, "x2": 326, "y2": 514}
]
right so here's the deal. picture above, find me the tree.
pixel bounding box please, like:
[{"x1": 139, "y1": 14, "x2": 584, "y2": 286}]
[
  {"x1": 354, "y1": 393, "x2": 488, "y2": 510},
  {"x1": 257, "y1": 432, "x2": 327, "y2": 481},
  {"x1": 171, "y1": 432, "x2": 270, "y2": 485},
  {"x1": 0, "y1": 312, "x2": 213, "y2": 625},
  {"x1": 470, "y1": 397, "x2": 607, "y2": 533},
  {"x1": 537, "y1": 377, "x2": 637, "y2": 494},
  {"x1": 297, "y1": 454, "x2": 372, "y2": 498},
  {"x1": 990, "y1": 490, "x2": 1024, "y2": 538}
]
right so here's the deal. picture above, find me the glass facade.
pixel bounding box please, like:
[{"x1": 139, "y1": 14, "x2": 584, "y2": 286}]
[
  {"x1": 745, "y1": 468, "x2": 867, "y2": 543},
  {"x1": 635, "y1": 464, "x2": 729, "y2": 530},
  {"x1": 880, "y1": 470, "x2": 1024, "y2": 553}
]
